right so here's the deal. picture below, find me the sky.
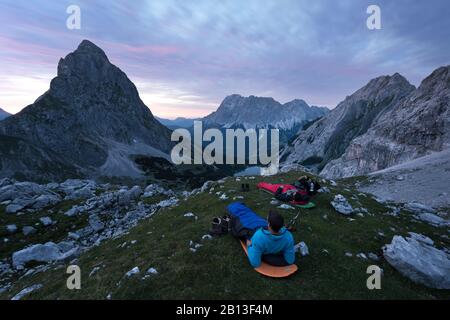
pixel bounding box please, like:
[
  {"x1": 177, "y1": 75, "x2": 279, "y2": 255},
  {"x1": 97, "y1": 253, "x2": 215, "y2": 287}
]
[{"x1": 0, "y1": 0, "x2": 449, "y2": 119}]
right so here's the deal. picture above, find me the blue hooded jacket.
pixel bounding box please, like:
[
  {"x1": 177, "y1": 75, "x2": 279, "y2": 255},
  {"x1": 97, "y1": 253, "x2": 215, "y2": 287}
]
[{"x1": 247, "y1": 227, "x2": 295, "y2": 268}]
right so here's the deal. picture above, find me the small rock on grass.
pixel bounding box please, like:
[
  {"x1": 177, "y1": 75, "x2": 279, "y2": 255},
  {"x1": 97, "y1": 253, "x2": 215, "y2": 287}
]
[
  {"x1": 125, "y1": 267, "x2": 140, "y2": 277},
  {"x1": 11, "y1": 284, "x2": 43, "y2": 300},
  {"x1": 294, "y1": 242, "x2": 309, "y2": 256},
  {"x1": 202, "y1": 234, "x2": 213, "y2": 240},
  {"x1": 146, "y1": 267, "x2": 158, "y2": 275},
  {"x1": 277, "y1": 204, "x2": 295, "y2": 210},
  {"x1": 356, "y1": 253, "x2": 368, "y2": 260}
]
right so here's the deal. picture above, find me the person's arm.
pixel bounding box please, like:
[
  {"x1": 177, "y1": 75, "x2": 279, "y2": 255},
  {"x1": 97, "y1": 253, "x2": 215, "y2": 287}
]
[
  {"x1": 247, "y1": 235, "x2": 263, "y2": 268},
  {"x1": 283, "y1": 235, "x2": 295, "y2": 264}
]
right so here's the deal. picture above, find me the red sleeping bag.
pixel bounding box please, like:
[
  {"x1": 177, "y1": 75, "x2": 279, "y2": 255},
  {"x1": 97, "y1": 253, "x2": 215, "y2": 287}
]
[{"x1": 257, "y1": 182, "x2": 313, "y2": 206}]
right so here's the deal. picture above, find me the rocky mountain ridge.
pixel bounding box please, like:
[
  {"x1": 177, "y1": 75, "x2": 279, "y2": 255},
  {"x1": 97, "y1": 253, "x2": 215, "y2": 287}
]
[{"x1": 0, "y1": 40, "x2": 173, "y2": 181}]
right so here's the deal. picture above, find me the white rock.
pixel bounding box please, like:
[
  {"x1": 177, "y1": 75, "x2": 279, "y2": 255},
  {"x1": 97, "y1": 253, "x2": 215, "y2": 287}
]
[
  {"x1": 22, "y1": 226, "x2": 37, "y2": 236},
  {"x1": 331, "y1": 194, "x2": 353, "y2": 215},
  {"x1": 277, "y1": 204, "x2": 295, "y2": 210},
  {"x1": 294, "y1": 242, "x2": 309, "y2": 256},
  {"x1": 383, "y1": 234, "x2": 450, "y2": 289},
  {"x1": 125, "y1": 267, "x2": 140, "y2": 277},
  {"x1": 184, "y1": 212, "x2": 195, "y2": 218},
  {"x1": 32, "y1": 194, "x2": 61, "y2": 210},
  {"x1": 39, "y1": 216, "x2": 53, "y2": 226},
  {"x1": 356, "y1": 253, "x2": 368, "y2": 259},
  {"x1": 146, "y1": 267, "x2": 158, "y2": 275},
  {"x1": 89, "y1": 215, "x2": 105, "y2": 232},
  {"x1": 414, "y1": 212, "x2": 449, "y2": 227},
  {"x1": 11, "y1": 284, "x2": 43, "y2": 300},
  {"x1": 219, "y1": 194, "x2": 229, "y2": 200},
  {"x1": 12, "y1": 242, "x2": 63, "y2": 269},
  {"x1": 6, "y1": 224, "x2": 17, "y2": 234},
  {"x1": 202, "y1": 234, "x2": 213, "y2": 240},
  {"x1": 89, "y1": 266, "x2": 101, "y2": 277},
  {"x1": 407, "y1": 232, "x2": 434, "y2": 246},
  {"x1": 6, "y1": 203, "x2": 25, "y2": 214},
  {"x1": 404, "y1": 202, "x2": 436, "y2": 214}
]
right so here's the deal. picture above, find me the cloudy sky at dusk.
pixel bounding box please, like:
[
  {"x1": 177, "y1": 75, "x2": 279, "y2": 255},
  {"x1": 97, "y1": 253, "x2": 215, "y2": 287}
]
[{"x1": 0, "y1": 0, "x2": 449, "y2": 118}]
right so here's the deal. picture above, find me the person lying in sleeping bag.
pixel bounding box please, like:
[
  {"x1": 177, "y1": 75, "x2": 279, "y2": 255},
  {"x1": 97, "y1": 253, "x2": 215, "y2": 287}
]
[
  {"x1": 292, "y1": 176, "x2": 321, "y2": 196},
  {"x1": 247, "y1": 210, "x2": 295, "y2": 268},
  {"x1": 274, "y1": 186, "x2": 310, "y2": 203}
]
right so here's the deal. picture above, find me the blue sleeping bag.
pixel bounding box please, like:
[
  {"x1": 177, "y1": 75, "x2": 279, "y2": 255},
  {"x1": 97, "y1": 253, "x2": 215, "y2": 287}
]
[{"x1": 226, "y1": 202, "x2": 267, "y2": 238}]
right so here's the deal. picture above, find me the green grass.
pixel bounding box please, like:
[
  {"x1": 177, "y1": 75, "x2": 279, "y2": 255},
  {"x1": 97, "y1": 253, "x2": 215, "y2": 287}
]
[
  {"x1": 1, "y1": 171, "x2": 449, "y2": 300},
  {"x1": 0, "y1": 200, "x2": 87, "y2": 261}
]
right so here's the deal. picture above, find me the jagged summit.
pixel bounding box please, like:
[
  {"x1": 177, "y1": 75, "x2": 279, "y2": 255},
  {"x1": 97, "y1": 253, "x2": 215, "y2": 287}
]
[
  {"x1": 0, "y1": 40, "x2": 172, "y2": 181},
  {"x1": 203, "y1": 94, "x2": 328, "y2": 131},
  {"x1": 321, "y1": 65, "x2": 450, "y2": 178},
  {"x1": 282, "y1": 72, "x2": 416, "y2": 171}
]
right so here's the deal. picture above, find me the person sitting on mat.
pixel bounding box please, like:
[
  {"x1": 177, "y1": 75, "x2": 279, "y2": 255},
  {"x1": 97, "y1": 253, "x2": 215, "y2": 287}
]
[{"x1": 246, "y1": 210, "x2": 295, "y2": 268}]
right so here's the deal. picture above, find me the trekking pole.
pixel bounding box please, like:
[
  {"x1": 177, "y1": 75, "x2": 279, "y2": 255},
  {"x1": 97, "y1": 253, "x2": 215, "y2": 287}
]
[{"x1": 287, "y1": 211, "x2": 301, "y2": 232}]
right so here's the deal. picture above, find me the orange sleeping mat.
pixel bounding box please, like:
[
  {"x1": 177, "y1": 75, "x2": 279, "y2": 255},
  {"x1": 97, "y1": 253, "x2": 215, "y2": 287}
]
[{"x1": 240, "y1": 240, "x2": 298, "y2": 278}]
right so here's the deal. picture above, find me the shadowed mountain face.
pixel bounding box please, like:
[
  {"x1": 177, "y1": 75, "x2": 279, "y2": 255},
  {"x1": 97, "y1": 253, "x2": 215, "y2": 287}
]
[
  {"x1": 0, "y1": 40, "x2": 173, "y2": 181},
  {"x1": 0, "y1": 108, "x2": 10, "y2": 120},
  {"x1": 281, "y1": 73, "x2": 416, "y2": 171},
  {"x1": 321, "y1": 65, "x2": 450, "y2": 178}
]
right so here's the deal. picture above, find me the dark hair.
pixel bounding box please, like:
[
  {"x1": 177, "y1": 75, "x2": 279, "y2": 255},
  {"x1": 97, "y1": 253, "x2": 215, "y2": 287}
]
[{"x1": 268, "y1": 210, "x2": 284, "y2": 233}]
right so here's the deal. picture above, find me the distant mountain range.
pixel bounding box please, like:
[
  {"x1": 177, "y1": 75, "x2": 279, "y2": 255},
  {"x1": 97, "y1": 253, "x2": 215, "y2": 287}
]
[
  {"x1": 1, "y1": 39, "x2": 448, "y2": 183},
  {"x1": 157, "y1": 95, "x2": 329, "y2": 135},
  {"x1": 282, "y1": 65, "x2": 450, "y2": 178},
  {"x1": 202, "y1": 95, "x2": 328, "y2": 144},
  {"x1": 0, "y1": 108, "x2": 10, "y2": 120},
  {"x1": 155, "y1": 117, "x2": 199, "y2": 130}
]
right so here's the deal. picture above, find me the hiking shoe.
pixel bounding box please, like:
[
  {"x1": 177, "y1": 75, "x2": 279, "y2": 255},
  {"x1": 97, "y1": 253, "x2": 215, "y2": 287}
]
[
  {"x1": 221, "y1": 215, "x2": 231, "y2": 233},
  {"x1": 210, "y1": 217, "x2": 224, "y2": 236}
]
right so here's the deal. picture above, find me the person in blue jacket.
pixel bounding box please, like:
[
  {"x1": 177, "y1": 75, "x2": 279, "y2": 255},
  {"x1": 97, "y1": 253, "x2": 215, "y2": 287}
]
[{"x1": 246, "y1": 210, "x2": 295, "y2": 267}]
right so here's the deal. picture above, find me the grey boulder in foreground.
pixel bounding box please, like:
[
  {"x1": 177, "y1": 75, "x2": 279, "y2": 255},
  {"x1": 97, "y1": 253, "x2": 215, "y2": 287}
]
[{"x1": 383, "y1": 233, "x2": 450, "y2": 289}]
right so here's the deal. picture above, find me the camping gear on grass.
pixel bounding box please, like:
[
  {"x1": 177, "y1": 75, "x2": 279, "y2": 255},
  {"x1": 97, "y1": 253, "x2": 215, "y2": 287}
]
[
  {"x1": 226, "y1": 202, "x2": 268, "y2": 239},
  {"x1": 257, "y1": 182, "x2": 316, "y2": 208}
]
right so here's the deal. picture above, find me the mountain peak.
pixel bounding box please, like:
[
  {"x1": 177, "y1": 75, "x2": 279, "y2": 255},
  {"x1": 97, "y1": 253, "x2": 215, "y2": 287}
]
[
  {"x1": 349, "y1": 72, "x2": 415, "y2": 103},
  {"x1": 76, "y1": 39, "x2": 107, "y2": 56},
  {"x1": 56, "y1": 40, "x2": 110, "y2": 80},
  {"x1": 0, "y1": 40, "x2": 172, "y2": 180},
  {"x1": 73, "y1": 40, "x2": 108, "y2": 60},
  {"x1": 0, "y1": 107, "x2": 11, "y2": 120}
]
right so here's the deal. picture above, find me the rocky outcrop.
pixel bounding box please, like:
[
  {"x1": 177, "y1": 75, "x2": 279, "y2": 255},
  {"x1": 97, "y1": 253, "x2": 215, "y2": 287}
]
[
  {"x1": 383, "y1": 233, "x2": 450, "y2": 289},
  {"x1": 281, "y1": 73, "x2": 415, "y2": 171},
  {"x1": 322, "y1": 66, "x2": 450, "y2": 178},
  {"x1": 0, "y1": 40, "x2": 172, "y2": 181},
  {"x1": 331, "y1": 194, "x2": 353, "y2": 215},
  {"x1": 12, "y1": 242, "x2": 78, "y2": 269}
]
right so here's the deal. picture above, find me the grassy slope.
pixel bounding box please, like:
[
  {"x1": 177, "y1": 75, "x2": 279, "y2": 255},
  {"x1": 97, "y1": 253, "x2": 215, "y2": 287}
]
[{"x1": 1, "y1": 171, "x2": 449, "y2": 299}]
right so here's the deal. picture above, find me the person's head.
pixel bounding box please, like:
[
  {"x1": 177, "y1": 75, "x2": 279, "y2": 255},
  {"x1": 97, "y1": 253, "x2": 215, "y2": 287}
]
[{"x1": 267, "y1": 210, "x2": 284, "y2": 233}]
